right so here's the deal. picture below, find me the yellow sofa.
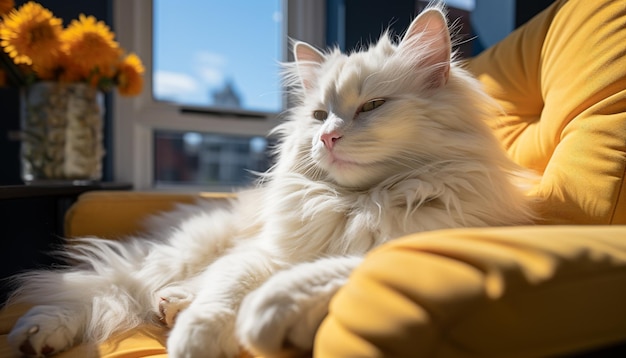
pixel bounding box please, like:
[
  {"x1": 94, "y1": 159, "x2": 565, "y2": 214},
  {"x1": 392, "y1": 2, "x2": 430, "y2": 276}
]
[{"x1": 2, "y1": 0, "x2": 626, "y2": 357}]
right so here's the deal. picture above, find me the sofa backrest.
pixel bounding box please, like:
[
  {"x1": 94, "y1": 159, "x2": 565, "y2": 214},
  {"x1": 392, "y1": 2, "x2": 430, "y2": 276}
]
[{"x1": 467, "y1": 0, "x2": 626, "y2": 225}]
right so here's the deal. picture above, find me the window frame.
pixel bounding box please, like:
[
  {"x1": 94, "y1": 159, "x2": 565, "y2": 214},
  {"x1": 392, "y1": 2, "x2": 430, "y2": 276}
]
[{"x1": 112, "y1": 0, "x2": 326, "y2": 190}]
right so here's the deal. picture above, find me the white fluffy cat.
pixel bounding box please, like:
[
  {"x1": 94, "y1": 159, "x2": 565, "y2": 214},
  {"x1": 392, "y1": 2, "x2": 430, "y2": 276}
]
[{"x1": 7, "y1": 5, "x2": 535, "y2": 358}]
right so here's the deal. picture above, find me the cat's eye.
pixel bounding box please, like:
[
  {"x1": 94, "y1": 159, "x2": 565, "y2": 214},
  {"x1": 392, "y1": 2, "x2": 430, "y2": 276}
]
[
  {"x1": 313, "y1": 110, "x2": 328, "y2": 121},
  {"x1": 360, "y1": 99, "x2": 386, "y2": 113}
]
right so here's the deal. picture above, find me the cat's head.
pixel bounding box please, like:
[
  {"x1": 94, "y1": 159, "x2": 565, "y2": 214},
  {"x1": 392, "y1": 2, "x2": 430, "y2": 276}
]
[{"x1": 278, "y1": 6, "x2": 496, "y2": 190}]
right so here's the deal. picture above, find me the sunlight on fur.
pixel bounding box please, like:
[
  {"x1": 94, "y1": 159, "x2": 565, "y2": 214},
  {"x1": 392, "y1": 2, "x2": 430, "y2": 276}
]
[{"x1": 6, "y1": 4, "x2": 536, "y2": 358}]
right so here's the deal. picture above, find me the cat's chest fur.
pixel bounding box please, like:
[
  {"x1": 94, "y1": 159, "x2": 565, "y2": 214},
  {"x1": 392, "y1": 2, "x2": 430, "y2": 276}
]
[{"x1": 261, "y1": 175, "x2": 437, "y2": 261}]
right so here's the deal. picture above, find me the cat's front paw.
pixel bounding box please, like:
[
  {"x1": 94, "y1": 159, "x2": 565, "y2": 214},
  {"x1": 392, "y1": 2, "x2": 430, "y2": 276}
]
[
  {"x1": 154, "y1": 286, "x2": 195, "y2": 328},
  {"x1": 237, "y1": 281, "x2": 328, "y2": 357},
  {"x1": 7, "y1": 305, "x2": 81, "y2": 357},
  {"x1": 166, "y1": 304, "x2": 240, "y2": 358}
]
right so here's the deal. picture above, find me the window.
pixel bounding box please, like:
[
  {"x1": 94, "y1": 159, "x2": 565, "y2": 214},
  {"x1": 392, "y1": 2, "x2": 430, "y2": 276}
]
[
  {"x1": 153, "y1": 130, "x2": 271, "y2": 188},
  {"x1": 152, "y1": 0, "x2": 282, "y2": 113},
  {"x1": 112, "y1": 0, "x2": 325, "y2": 190},
  {"x1": 151, "y1": 0, "x2": 281, "y2": 188}
]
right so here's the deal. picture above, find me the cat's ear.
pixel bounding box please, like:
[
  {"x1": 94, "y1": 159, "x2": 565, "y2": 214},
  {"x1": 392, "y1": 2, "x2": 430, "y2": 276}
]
[
  {"x1": 398, "y1": 8, "x2": 451, "y2": 88},
  {"x1": 293, "y1": 41, "x2": 325, "y2": 91}
]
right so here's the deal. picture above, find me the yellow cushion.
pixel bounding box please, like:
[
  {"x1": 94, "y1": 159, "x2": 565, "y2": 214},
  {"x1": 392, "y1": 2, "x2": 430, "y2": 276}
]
[
  {"x1": 65, "y1": 191, "x2": 234, "y2": 239},
  {"x1": 316, "y1": 226, "x2": 626, "y2": 357},
  {"x1": 467, "y1": 0, "x2": 626, "y2": 224}
]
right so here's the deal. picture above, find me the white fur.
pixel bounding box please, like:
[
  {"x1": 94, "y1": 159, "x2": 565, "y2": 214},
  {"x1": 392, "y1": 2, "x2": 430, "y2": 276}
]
[{"x1": 7, "y1": 6, "x2": 536, "y2": 358}]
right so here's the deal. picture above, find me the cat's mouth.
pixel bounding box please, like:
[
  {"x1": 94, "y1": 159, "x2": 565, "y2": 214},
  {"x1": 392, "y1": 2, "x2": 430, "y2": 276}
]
[
  {"x1": 313, "y1": 146, "x2": 380, "y2": 186},
  {"x1": 328, "y1": 152, "x2": 361, "y2": 168}
]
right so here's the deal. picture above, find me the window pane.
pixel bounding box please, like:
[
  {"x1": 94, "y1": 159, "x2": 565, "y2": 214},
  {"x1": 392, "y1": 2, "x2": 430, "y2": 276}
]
[
  {"x1": 153, "y1": 0, "x2": 283, "y2": 113},
  {"x1": 154, "y1": 130, "x2": 273, "y2": 187}
]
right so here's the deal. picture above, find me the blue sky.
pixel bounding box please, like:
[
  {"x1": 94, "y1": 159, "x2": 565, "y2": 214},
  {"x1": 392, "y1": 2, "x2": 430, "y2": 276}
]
[
  {"x1": 153, "y1": 0, "x2": 282, "y2": 112},
  {"x1": 446, "y1": 0, "x2": 475, "y2": 10}
]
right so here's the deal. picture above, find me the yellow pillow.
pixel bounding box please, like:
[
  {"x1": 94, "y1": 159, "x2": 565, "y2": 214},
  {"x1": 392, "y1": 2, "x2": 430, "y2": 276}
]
[
  {"x1": 467, "y1": 0, "x2": 626, "y2": 224},
  {"x1": 316, "y1": 226, "x2": 626, "y2": 357}
]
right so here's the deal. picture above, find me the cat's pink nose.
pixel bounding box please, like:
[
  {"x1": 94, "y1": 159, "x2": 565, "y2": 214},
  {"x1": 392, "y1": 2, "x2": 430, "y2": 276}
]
[{"x1": 321, "y1": 131, "x2": 342, "y2": 149}]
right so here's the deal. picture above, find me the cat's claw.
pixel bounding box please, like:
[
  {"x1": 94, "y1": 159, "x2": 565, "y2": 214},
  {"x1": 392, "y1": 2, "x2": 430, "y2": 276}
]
[
  {"x1": 154, "y1": 287, "x2": 195, "y2": 328},
  {"x1": 7, "y1": 305, "x2": 79, "y2": 357}
]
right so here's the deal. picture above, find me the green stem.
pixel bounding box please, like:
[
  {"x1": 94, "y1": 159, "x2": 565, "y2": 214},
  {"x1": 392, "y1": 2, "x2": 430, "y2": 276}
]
[{"x1": 0, "y1": 50, "x2": 26, "y2": 86}]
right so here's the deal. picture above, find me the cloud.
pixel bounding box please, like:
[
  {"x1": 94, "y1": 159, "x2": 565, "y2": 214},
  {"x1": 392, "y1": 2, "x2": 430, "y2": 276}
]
[
  {"x1": 273, "y1": 11, "x2": 282, "y2": 23},
  {"x1": 197, "y1": 67, "x2": 223, "y2": 86},
  {"x1": 194, "y1": 51, "x2": 227, "y2": 67},
  {"x1": 153, "y1": 70, "x2": 200, "y2": 100},
  {"x1": 194, "y1": 51, "x2": 228, "y2": 86}
]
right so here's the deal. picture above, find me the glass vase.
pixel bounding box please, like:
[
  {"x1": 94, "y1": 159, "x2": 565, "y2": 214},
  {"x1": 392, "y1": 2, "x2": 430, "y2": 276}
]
[{"x1": 20, "y1": 82, "x2": 105, "y2": 184}]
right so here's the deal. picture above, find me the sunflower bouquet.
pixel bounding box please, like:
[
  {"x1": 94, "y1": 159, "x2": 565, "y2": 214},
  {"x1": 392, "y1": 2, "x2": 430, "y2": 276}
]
[
  {"x1": 0, "y1": 1, "x2": 145, "y2": 181},
  {"x1": 0, "y1": 0, "x2": 144, "y2": 96}
]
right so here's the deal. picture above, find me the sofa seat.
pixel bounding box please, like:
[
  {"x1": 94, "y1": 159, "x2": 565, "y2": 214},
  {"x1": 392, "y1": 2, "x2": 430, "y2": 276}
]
[{"x1": 1, "y1": 192, "x2": 626, "y2": 357}]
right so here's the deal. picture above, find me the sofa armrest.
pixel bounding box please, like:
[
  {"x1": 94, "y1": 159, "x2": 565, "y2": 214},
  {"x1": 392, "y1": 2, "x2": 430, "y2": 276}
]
[
  {"x1": 64, "y1": 191, "x2": 234, "y2": 239},
  {"x1": 315, "y1": 225, "x2": 626, "y2": 357}
]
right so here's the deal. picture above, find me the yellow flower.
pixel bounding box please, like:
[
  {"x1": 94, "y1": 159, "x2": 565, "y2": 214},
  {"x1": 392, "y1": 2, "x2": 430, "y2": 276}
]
[
  {"x1": 0, "y1": 1, "x2": 63, "y2": 69},
  {"x1": 61, "y1": 14, "x2": 121, "y2": 80},
  {"x1": 0, "y1": 4, "x2": 142, "y2": 96},
  {"x1": 116, "y1": 53, "x2": 144, "y2": 96},
  {"x1": 35, "y1": 51, "x2": 81, "y2": 82},
  {"x1": 0, "y1": 0, "x2": 14, "y2": 16}
]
